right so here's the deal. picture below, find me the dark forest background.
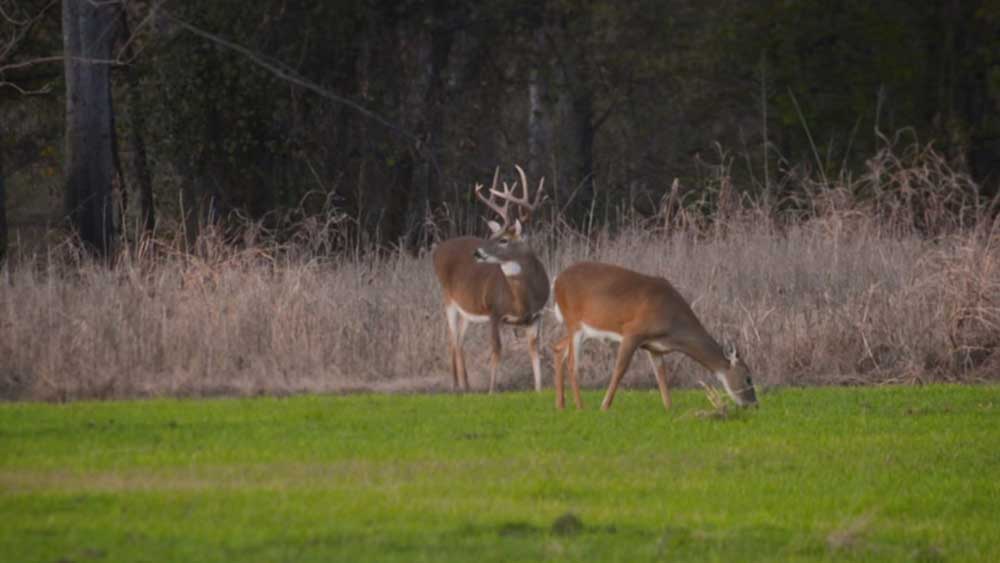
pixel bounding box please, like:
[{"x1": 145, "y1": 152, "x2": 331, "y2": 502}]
[{"x1": 2, "y1": 0, "x2": 999, "y2": 259}]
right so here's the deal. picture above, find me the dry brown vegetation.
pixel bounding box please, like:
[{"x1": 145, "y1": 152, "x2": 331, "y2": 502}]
[{"x1": 2, "y1": 142, "x2": 998, "y2": 401}]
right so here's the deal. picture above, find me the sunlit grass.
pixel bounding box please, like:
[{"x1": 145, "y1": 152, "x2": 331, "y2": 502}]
[{"x1": 2, "y1": 385, "x2": 998, "y2": 561}]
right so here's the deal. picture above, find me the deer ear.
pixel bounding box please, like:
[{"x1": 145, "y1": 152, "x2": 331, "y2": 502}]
[
  {"x1": 512, "y1": 219, "x2": 523, "y2": 238},
  {"x1": 723, "y1": 342, "x2": 739, "y2": 366},
  {"x1": 487, "y1": 220, "x2": 502, "y2": 235}
]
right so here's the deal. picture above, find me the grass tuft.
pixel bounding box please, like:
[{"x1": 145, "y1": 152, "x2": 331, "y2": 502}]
[
  {"x1": 826, "y1": 514, "x2": 873, "y2": 552},
  {"x1": 551, "y1": 512, "x2": 584, "y2": 536},
  {"x1": 689, "y1": 382, "x2": 730, "y2": 420}
]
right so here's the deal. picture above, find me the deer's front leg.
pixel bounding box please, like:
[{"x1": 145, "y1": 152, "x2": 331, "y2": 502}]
[
  {"x1": 646, "y1": 350, "x2": 671, "y2": 410},
  {"x1": 445, "y1": 304, "x2": 461, "y2": 391},
  {"x1": 527, "y1": 318, "x2": 543, "y2": 392},
  {"x1": 488, "y1": 316, "x2": 502, "y2": 394},
  {"x1": 601, "y1": 335, "x2": 640, "y2": 411}
]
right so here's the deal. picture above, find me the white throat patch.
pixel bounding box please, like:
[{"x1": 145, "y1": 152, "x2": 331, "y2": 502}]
[
  {"x1": 500, "y1": 261, "x2": 522, "y2": 276},
  {"x1": 714, "y1": 371, "x2": 741, "y2": 405}
]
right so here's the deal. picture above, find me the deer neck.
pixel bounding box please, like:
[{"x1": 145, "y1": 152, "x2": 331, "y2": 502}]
[
  {"x1": 679, "y1": 326, "x2": 729, "y2": 374},
  {"x1": 497, "y1": 255, "x2": 547, "y2": 322}
]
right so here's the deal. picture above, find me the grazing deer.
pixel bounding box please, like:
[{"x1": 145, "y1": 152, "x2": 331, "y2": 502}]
[
  {"x1": 432, "y1": 166, "x2": 549, "y2": 393},
  {"x1": 552, "y1": 261, "x2": 758, "y2": 410}
]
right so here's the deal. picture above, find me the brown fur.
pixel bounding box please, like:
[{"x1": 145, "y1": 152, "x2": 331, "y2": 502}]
[
  {"x1": 552, "y1": 261, "x2": 757, "y2": 411},
  {"x1": 432, "y1": 228, "x2": 549, "y2": 393}
]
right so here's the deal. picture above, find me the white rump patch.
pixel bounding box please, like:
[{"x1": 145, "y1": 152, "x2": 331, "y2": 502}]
[{"x1": 500, "y1": 261, "x2": 522, "y2": 276}]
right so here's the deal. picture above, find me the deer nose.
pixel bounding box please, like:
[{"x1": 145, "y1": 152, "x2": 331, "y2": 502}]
[{"x1": 473, "y1": 248, "x2": 486, "y2": 261}]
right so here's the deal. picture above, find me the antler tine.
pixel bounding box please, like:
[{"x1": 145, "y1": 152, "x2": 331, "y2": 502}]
[
  {"x1": 517, "y1": 164, "x2": 547, "y2": 207},
  {"x1": 514, "y1": 164, "x2": 547, "y2": 222},
  {"x1": 475, "y1": 167, "x2": 511, "y2": 229}
]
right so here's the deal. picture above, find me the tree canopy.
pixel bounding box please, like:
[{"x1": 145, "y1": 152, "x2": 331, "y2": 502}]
[{"x1": 1, "y1": 0, "x2": 997, "y2": 255}]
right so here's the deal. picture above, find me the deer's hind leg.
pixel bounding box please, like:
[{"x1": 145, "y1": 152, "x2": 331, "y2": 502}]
[
  {"x1": 553, "y1": 334, "x2": 570, "y2": 409},
  {"x1": 568, "y1": 329, "x2": 584, "y2": 409}
]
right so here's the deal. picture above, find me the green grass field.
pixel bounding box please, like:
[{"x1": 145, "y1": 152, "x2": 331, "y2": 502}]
[{"x1": 2, "y1": 385, "x2": 998, "y2": 562}]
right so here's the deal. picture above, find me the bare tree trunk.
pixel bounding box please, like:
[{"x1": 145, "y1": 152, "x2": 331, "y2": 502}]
[
  {"x1": 556, "y1": 12, "x2": 595, "y2": 226},
  {"x1": 953, "y1": 2, "x2": 999, "y2": 199},
  {"x1": 563, "y1": 81, "x2": 595, "y2": 222},
  {"x1": 0, "y1": 158, "x2": 7, "y2": 263},
  {"x1": 358, "y1": 2, "x2": 405, "y2": 247},
  {"x1": 120, "y1": 7, "x2": 154, "y2": 234},
  {"x1": 423, "y1": 0, "x2": 455, "y2": 218},
  {"x1": 397, "y1": 13, "x2": 432, "y2": 250},
  {"x1": 401, "y1": 0, "x2": 455, "y2": 250},
  {"x1": 63, "y1": 0, "x2": 117, "y2": 257},
  {"x1": 527, "y1": 12, "x2": 595, "y2": 227},
  {"x1": 527, "y1": 28, "x2": 552, "y2": 202}
]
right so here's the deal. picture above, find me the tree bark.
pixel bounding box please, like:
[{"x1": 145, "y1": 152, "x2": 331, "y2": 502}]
[
  {"x1": 527, "y1": 10, "x2": 595, "y2": 227},
  {"x1": 357, "y1": 1, "x2": 406, "y2": 247},
  {"x1": 563, "y1": 80, "x2": 595, "y2": 222},
  {"x1": 557, "y1": 12, "x2": 595, "y2": 226},
  {"x1": 119, "y1": 6, "x2": 154, "y2": 234},
  {"x1": 0, "y1": 158, "x2": 7, "y2": 263},
  {"x1": 528, "y1": 27, "x2": 552, "y2": 200},
  {"x1": 63, "y1": 0, "x2": 117, "y2": 257},
  {"x1": 396, "y1": 9, "x2": 432, "y2": 249},
  {"x1": 401, "y1": 0, "x2": 455, "y2": 250},
  {"x1": 423, "y1": 0, "x2": 455, "y2": 216}
]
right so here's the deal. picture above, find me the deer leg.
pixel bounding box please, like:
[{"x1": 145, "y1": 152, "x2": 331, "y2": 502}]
[
  {"x1": 646, "y1": 350, "x2": 671, "y2": 411},
  {"x1": 553, "y1": 336, "x2": 568, "y2": 409},
  {"x1": 527, "y1": 318, "x2": 543, "y2": 392},
  {"x1": 488, "y1": 316, "x2": 502, "y2": 394},
  {"x1": 569, "y1": 330, "x2": 584, "y2": 410},
  {"x1": 455, "y1": 312, "x2": 470, "y2": 392},
  {"x1": 445, "y1": 304, "x2": 461, "y2": 391},
  {"x1": 601, "y1": 336, "x2": 640, "y2": 411}
]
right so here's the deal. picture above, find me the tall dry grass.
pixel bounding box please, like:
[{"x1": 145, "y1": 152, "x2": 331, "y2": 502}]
[{"x1": 1, "y1": 141, "x2": 998, "y2": 401}]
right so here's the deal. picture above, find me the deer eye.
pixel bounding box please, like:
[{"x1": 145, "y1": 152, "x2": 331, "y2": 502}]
[
  {"x1": 745, "y1": 376, "x2": 753, "y2": 385},
  {"x1": 498, "y1": 238, "x2": 509, "y2": 246}
]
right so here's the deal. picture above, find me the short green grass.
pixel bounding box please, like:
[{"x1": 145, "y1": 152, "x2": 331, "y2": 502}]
[{"x1": 2, "y1": 385, "x2": 998, "y2": 562}]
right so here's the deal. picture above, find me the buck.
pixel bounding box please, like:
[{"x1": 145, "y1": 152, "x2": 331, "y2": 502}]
[
  {"x1": 432, "y1": 166, "x2": 549, "y2": 393},
  {"x1": 552, "y1": 261, "x2": 758, "y2": 410}
]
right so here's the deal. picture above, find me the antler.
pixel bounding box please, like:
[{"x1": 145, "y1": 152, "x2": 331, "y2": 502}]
[
  {"x1": 475, "y1": 165, "x2": 547, "y2": 232},
  {"x1": 506, "y1": 165, "x2": 546, "y2": 224},
  {"x1": 475, "y1": 167, "x2": 513, "y2": 230}
]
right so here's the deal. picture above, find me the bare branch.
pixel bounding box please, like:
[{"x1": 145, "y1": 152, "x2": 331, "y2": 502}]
[
  {"x1": 0, "y1": 1, "x2": 30, "y2": 26},
  {"x1": 0, "y1": 54, "x2": 63, "y2": 73},
  {"x1": 0, "y1": 79, "x2": 53, "y2": 95},
  {"x1": 0, "y1": 1, "x2": 161, "y2": 81},
  {"x1": 0, "y1": 0, "x2": 57, "y2": 65},
  {"x1": 112, "y1": 0, "x2": 170, "y2": 66},
  {"x1": 159, "y1": 11, "x2": 427, "y2": 153}
]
